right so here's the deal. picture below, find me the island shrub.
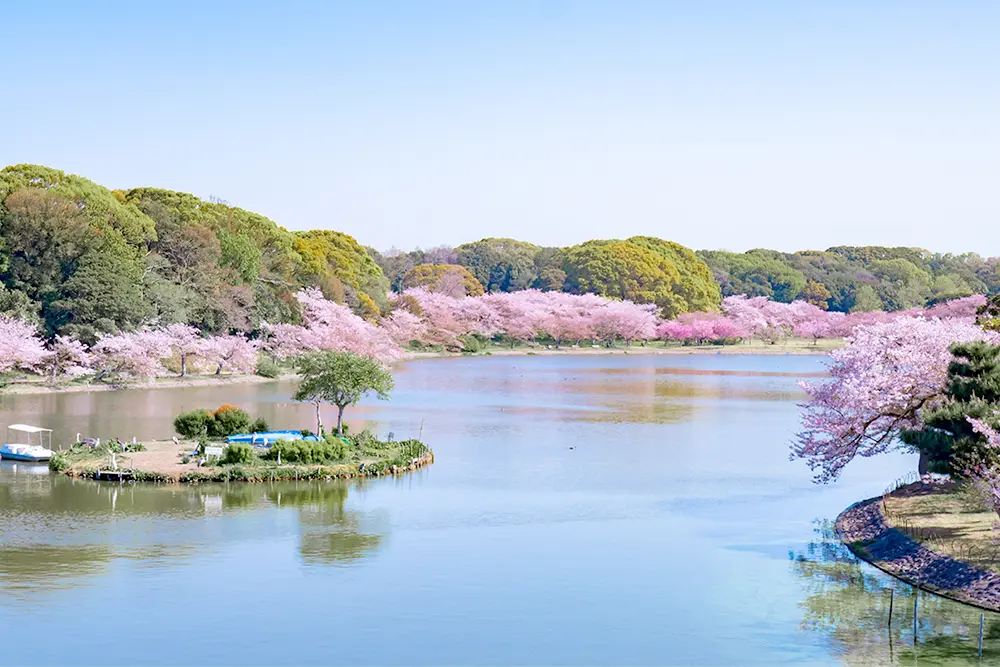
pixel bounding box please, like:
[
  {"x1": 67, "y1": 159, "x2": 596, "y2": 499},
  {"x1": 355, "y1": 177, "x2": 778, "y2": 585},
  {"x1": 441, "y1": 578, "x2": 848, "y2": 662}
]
[
  {"x1": 174, "y1": 409, "x2": 212, "y2": 438},
  {"x1": 256, "y1": 358, "x2": 280, "y2": 379},
  {"x1": 48, "y1": 452, "x2": 69, "y2": 472},
  {"x1": 207, "y1": 404, "x2": 252, "y2": 437},
  {"x1": 263, "y1": 437, "x2": 347, "y2": 464},
  {"x1": 220, "y1": 442, "x2": 257, "y2": 465},
  {"x1": 250, "y1": 417, "x2": 270, "y2": 433},
  {"x1": 351, "y1": 429, "x2": 384, "y2": 452}
]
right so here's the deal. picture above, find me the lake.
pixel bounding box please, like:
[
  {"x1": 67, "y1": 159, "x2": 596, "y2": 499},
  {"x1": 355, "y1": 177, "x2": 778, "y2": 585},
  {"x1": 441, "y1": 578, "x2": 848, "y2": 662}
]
[{"x1": 0, "y1": 354, "x2": 996, "y2": 666}]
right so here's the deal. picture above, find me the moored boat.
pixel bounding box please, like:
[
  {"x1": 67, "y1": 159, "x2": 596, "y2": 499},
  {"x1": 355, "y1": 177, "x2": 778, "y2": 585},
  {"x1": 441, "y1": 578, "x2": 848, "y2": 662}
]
[
  {"x1": 0, "y1": 424, "x2": 55, "y2": 462},
  {"x1": 0, "y1": 444, "x2": 53, "y2": 462}
]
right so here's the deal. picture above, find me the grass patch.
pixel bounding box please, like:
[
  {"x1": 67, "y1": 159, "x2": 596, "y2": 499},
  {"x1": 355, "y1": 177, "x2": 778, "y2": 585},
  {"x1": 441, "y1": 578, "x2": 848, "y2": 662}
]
[{"x1": 884, "y1": 482, "x2": 1000, "y2": 573}]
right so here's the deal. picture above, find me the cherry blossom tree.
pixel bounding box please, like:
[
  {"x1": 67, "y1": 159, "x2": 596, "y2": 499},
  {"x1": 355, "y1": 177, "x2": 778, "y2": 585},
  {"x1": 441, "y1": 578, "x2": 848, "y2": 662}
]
[
  {"x1": 198, "y1": 335, "x2": 259, "y2": 375},
  {"x1": 42, "y1": 335, "x2": 92, "y2": 383},
  {"x1": 591, "y1": 301, "x2": 657, "y2": 346},
  {"x1": 162, "y1": 323, "x2": 202, "y2": 376},
  {"x1": 0, "y1": 315, "x2": 48, "y2": 374},
  {"x1": 966, "y1": 419, "x2": 1000, "y2": 519},
  {"x1": 793, "y1": 312, "x2": 846, "y2": 344},
  {"x1": 380, "y1": 309, "x2": 428, "y2": 346},
  {"x1": 402, "y1": 288, "x2": 468, "y2": 348},
  {"x1": 92, "y1": 329, "x2": 173, "y2": 383},
  {"x1": 793, "y1": 317, "x2": 995, "y2": 482},
  {"x1": 656, "y1": 320, "x2": 694, "y2": 343},
  {"x1": 479, "y1": 292, "x2": 536, "y2": 346},
  {"x1": 925, "y1": 295, "x2": 987, "y2": 320},
  {"x1": 265, "y1": 289, "x2": 401, "y2": 365}
]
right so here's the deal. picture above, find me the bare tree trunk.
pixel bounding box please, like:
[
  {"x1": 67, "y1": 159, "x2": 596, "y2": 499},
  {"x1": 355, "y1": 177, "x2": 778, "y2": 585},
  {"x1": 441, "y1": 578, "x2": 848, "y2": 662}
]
[
  {"x1": 180, "y1": 354, "x2": 187, "y2": 377},
  {"x1": 918, "y1": 449, "x2": 930, "y2": 482},
  {"x1": 314, "y1": 401, "x2": 323, "y2": 436},
  {"x1": 337, "y1": 405, "x2": 345, "y2": 436}
]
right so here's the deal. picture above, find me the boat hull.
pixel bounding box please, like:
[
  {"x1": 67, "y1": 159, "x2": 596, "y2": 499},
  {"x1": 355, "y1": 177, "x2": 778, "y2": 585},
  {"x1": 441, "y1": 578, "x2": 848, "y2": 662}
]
[{"x1": 0, "y1": 452, "x2": 50, "y2": 462}]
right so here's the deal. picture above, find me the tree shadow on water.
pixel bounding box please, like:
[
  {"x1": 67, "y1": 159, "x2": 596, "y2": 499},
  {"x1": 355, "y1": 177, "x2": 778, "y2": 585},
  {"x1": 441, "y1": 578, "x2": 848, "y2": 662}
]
[{"x1": 791, "y1": 520, "x2": 1000, "y2": 666}]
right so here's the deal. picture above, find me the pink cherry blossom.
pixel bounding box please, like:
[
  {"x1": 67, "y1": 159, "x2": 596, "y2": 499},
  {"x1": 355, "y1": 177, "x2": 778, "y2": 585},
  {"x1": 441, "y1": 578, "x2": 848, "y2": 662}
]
[
  {"x1": 92, "y1": 329, "x2": 173, "y2": 383},
  {"x1": 198, "y1": 335, "x2": 259, "y2": 375},
  {"x1": 793, "y1": 317, "x2": 996, "y2": 482},
  {"x1": 161, "y1": 323, "x2": 202, "y2": 376},
  {"x1": 42, "y1": 335, "x2": 92, "y2": 382},
  {"x1": 264, "y1": 289, "x2": 401, "y2": 365},
  {"x1": 0, "y1": 315, "x2": 48, "y2": 373}
]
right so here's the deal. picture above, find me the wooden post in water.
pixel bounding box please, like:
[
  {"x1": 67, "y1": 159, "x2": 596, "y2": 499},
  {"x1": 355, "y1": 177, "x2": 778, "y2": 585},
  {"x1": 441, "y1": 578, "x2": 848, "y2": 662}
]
[
  {"x1": 980, "y1": 613, "x2": 985, "y2": 659},
  {"x1": 913, "y1": 593, "x2": 918, "y2": 643},
  {"x1": 887, "y1": 588, "x2": 894, "y2": 627}
]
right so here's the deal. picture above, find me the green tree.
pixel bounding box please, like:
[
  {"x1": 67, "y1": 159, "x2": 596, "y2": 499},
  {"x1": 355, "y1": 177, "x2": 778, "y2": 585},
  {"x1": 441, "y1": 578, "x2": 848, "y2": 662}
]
[
  {"x1": 0, "y1": 181, "x2": 150, "y2": 335},
  {"x1": 562, "y1": 240, "x2": 683, "y2": 316},
  {"x1": 900, "y1": 341, "x2": 1000, "y2": 475},
  {"x1": 697, "y1": 250, "x2": 806, "y2": 302},
  {"x1": 627, "y1": 236, "x2": 721, "y2": 312},
  {"x1": 868, "y1": 258, "x2": 931, "y2": 310},
  {"x1": 800, "y1": 280, "x2": 832, "y2": 309},
  {"x1": 293, "y1": 351, "x2": 394, "y2": 436},
  {"x1": 849, "y1": 284, "x2": 882, "y2": 312},
  {"x1": 402, "y1": 263, "x2": 485, "y2": 296},
  {"x1": 455, "y1": 238, "x2": 540, "y2": 292},
  {"x1": 294, "y1": 230, "x2": 389, "y2": 313}
]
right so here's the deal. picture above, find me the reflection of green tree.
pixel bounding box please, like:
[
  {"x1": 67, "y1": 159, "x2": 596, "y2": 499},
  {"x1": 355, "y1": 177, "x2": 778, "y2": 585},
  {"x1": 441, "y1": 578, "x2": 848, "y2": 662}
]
[
  {"x1": 1, "y1": 472, "x2": 385, "y2": 605},
  {"x1": 208, "y1": 482, "x2": 384, "y2": 564},
  {"x1": 0, "y1": 546, "x2": 114, "y2": 598},
  {"x1": 792, "y1": 520, "x2": 1000, "y2": 666},
  {"x1": 268, "y1": 483, "x2": 383, "y2": 565}
]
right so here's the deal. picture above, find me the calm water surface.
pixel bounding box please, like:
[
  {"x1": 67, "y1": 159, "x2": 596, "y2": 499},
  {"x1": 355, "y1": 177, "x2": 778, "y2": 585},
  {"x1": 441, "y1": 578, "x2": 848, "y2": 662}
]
[{"x1": 1, "y1": 354, "x2": 997, "y2": 666}]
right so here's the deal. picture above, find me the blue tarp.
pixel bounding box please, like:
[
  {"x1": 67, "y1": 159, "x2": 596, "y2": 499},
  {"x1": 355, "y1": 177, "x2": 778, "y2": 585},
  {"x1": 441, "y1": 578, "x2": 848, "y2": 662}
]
[{"x1": 226, "y1": 430, "x2": 318, "y2": 445}]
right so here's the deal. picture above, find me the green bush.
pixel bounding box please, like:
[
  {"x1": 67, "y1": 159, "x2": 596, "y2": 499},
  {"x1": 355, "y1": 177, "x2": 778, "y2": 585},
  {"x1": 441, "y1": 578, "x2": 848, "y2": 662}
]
[
  {"x1": 256, "y1": 358, "x2": 280, "y2": 379},
  {"x1": 460, "y1": 334, "x2": 483, "y2": 353},
  {"x1": 263, "y1": 438, "x2": 348, "y2": 464},
  {"x1": 322, "y1": 435, "x2": 350, "y2": 460},
  {"x1": 174, "y1": 409, "x2": 211, "y2": 438},
  {"x1": 351, "y1": 429, "x2": 383, "y2": 451},
  {"x1": 250, "y1": 417, "x2": 270, "y2": 433},
  {"x1": 49, "y1": 452, "x2": 69, "y2": 472},
  {"x1": 220, "y1": 442, "x2": 257, "y2": 465},
  {"x1": 207, "y1": 405, "x2": 252, "y2": 437}
]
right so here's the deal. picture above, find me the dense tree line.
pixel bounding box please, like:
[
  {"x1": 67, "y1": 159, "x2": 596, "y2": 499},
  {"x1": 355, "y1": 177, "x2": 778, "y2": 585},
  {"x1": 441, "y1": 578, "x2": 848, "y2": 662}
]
[
  {"x1": 4, "y1": 164, "x2": 1000, "y2": 343},
  {"x1": 696, "y1": 246, "x2": 1000, "y2": 312},
  {"x1": 0, "y1": 165, "x2": 386, "y2": 341}
]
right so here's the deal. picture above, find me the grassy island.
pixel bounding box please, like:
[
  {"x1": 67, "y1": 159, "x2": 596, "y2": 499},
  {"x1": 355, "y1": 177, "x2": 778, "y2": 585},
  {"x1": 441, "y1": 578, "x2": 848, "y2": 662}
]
[
  {"x1": 50, "y1": 434, "x2": 433, "y2": 483},
  {"x1": 882, "y1": 482, "x2": 1000, "y2": 573}
]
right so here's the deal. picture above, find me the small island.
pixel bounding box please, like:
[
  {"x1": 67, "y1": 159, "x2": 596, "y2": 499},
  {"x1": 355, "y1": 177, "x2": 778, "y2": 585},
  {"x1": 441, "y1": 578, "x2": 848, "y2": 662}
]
[{"x1": 49, "y1": 350, "x2": 434, "y2": 483}]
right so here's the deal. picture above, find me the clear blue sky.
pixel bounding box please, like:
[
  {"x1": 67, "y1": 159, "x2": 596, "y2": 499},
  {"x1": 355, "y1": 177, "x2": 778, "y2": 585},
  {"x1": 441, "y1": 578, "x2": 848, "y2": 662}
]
[{"x1": 2, "y1": 1, "x2": 998, "y2": 254}]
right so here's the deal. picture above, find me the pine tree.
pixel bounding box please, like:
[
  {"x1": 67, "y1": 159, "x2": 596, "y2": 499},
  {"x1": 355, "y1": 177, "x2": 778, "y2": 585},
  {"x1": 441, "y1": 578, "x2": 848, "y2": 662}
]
[{"x1": 900, "y1": 341, "x2": 1000, "y2": 475}]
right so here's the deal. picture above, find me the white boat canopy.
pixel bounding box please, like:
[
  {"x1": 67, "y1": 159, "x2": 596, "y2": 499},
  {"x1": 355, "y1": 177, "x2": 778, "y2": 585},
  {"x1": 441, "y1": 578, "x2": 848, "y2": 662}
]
[
  {"x1": 6, "y1": 424, "x2": 54, "y2": 450},
  {"x1": 8, "y1": 424, "x2": 52, "y2": 434}
]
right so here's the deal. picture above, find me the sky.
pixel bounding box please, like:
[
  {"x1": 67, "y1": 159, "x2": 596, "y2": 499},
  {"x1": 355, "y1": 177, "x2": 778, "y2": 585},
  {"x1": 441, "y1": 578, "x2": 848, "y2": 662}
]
[{"x1": 2, "y1": 1, "x2": 999, "y2": 254}]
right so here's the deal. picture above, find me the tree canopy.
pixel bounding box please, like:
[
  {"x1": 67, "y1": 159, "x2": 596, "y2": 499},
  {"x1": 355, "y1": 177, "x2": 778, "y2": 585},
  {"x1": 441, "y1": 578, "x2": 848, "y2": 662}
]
[
  {"x1": 402, "y1": 263, "x2": 485, "y2": 296},
  {"x1": 293, "y1": 350, "x2": 394, "y2": 436},
  {"x1": 562, "y1": 240, "x2": 683, "y2": 316},
  {"x1": 455, "y1": 238, "x2": 540, "y2": 293}
]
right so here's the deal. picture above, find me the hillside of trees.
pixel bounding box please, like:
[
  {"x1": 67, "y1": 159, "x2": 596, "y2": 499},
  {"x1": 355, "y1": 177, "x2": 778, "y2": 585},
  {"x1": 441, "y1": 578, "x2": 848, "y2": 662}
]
[{"x1": 2, "y1": 163, "x2": 998, "y2": 342}]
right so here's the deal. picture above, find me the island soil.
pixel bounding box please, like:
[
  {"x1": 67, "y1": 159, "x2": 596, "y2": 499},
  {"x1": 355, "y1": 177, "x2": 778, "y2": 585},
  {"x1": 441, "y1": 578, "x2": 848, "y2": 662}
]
[{"x1": 58, "y1": 439, "x2": 433, "y2": 483}]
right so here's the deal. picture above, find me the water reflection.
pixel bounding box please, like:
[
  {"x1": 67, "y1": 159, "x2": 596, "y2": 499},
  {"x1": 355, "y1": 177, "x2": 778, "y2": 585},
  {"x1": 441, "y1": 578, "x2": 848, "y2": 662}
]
[
  {"x1": 792, "y1": 521, "x2": 1000, "y2": 665},
  {"x1": 0, "y1": 468, "x2": 386, "y2": 599}
]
